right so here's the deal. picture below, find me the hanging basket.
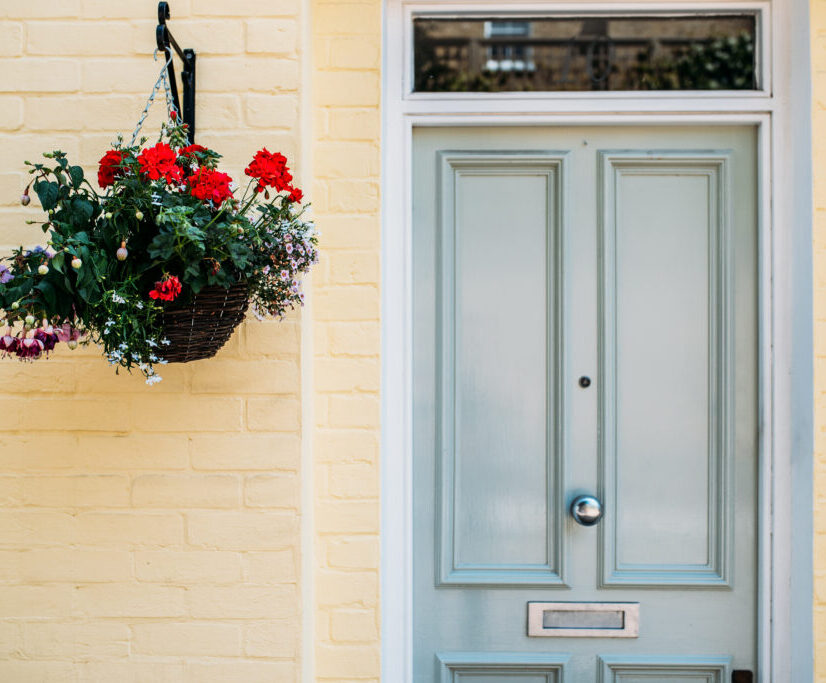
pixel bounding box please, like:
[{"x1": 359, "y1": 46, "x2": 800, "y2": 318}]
[{"x1": 161, "y1": 283, "x2": 249, "y2": 363}]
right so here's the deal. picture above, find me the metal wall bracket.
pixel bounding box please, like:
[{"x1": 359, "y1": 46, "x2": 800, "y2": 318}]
[{"x1": 156, "y1": 1, "x2": 196, "y2": 142}]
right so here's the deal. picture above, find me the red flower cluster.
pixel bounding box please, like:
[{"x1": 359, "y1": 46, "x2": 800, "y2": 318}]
[
  {"x1": 138, "y1": 143, "x2": 183, "y2": 184},
  {"x1": 188, "y1": 168, "x2": 234, "y2": 205},
  {"x1": 149, "y1": 274, "x2": 182, "y2": 302},
  {"x1": 97, "y1": 150, "x2": 127, "y2": 188},
  {"x1": 178, "y1": 144, "x2": 208, "y2": 159},
  {"x1": 245, "y1": 148, "x2": 295, "y2": 195}
]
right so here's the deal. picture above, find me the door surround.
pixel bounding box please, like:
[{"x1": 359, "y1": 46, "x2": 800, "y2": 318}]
[{"x1": 380, "y1": 1, "x2": 814, "y2": 681}]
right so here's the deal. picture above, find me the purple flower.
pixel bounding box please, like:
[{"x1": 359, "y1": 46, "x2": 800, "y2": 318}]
[
  {"x1": 0, "y1": 329, "x2": 17, "y2": 354},
  {"x1": 15, "y1": 336, "x2": 43, "y2": 360},
  {"x1": 34, "y1": 327, "x2": 59, "y2": 353},
  {"x1": 24, "y1": 246, "x2": 46, "y2": 257},
  {"x1": 0, "y1": 264, "x2": 12, "y2": 284}
]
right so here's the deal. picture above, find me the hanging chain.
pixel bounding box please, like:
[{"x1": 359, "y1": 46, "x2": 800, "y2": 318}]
[{"x1": 128, "y1": 49, "x2": 181, "y2": 148}]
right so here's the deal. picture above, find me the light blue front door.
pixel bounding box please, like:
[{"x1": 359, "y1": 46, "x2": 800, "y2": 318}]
[{"x1": 412, "y1": 126, "x2": 758, "y2": 682}]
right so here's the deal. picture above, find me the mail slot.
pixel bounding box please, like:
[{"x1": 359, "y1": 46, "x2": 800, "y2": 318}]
[{"x1": 527, "y1": 602, "x2": 639, "y2": 638}]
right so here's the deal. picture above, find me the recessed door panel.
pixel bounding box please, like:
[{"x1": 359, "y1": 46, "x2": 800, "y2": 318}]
[
  {"x1": 436, "y1": 153, "x2": 565, "y2": 585},
  {"x1": 599, "y1": 153, "x2": 733, "y2": 587}
]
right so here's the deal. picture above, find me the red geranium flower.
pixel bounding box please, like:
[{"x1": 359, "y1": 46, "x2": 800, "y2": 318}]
[
  {"x1": 138, "y1": 142, "x2": 183, "y2": 184},
  {"x1": 188, "y1": 168, "x2": 234, "y2": 205},
  {"x1": 149, "y1": 274, "x2": 182, "y2": 302},
  {"x1": 97, "y1": 150, "x2": 127, "y2": 188},
  {"x1": 179, "y1": 144, "x2": 208, "y2": 157},
  {"x1": 245, "y1": 148, "x2": 293, "y2": 194},
  {"x1": 286, "y1": 186, "x2": 303, "y2": 203}
]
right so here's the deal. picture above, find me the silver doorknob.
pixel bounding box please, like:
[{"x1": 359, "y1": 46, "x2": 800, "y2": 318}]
[{"x1": 570, "y1": 495, "x2": 603, "y2": 526}]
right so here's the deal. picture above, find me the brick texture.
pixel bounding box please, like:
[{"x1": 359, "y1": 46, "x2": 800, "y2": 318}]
[
  {"x1": 0, "y1": 0, "x2": 377, "y2": 680},
  {"x1": 312, "y1": 1, "x2": 382, "y2": 680}
]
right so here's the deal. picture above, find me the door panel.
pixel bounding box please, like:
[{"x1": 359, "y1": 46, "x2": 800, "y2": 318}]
[
  {"x1": 413, "y1": 126, "x2": 757, "y2": 682},
  {"x1": 437, "y1": 153, "x2": 565, "y2": 585},
  {"x1": 599, "y1": 153, "x2": 734, "y2": 587}
]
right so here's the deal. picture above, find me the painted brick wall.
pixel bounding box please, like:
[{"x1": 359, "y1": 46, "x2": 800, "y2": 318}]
[
  {"x1": 311, "y1": 1, "x2": 382, "y2": 681},
  {"x1": 0, "y1": 1, "x2": 365, "y2": 680}
]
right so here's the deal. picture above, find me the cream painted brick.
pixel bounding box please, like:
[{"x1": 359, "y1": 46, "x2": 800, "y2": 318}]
[
  {"x1": 317, "y1": 500, "x2": 379, "y2": 533},
  {"x1": 22, "y1": 622, "x2": 130, "y2": 658},
  {"x1": 81, "y1": 58, "x2": 163, "y2": 93},
  {"x1": 316, "y1": 72, "x2": 380, "y2": 106},
  {"x1": 132, "y1": 622, "x2": 241, "y2": 657},
  {"x1": 328, "y1": 250, "x2": 381, "y2": 284},
  {"x1": 139, "y1": 19, "x2": 244, "y2": 55},
  {"x1": 18, "y1": 399, "x2": 130, "y2": 432},
  {"x1": 0, "y1": 661, "x2": 77, "y2": 682},
  {"x1": 23, "y1": 95, "x2": 87, "y2": 131},
  {"x1": 187, "y1": 584, "x2": 298, "y2": 619},
  {"x1": 314, "y1": 3, "x2": 381, "y2": 35},
  {"x1": 185, "y1": 661, "x2": 296, "y2": 683},
  {"x1": 246, "y1": 19, "x2": 299, "y2": 54},
  {"x1": 247, "y1": 396, "x2": 301, "y2": 431},
  {"x1": 135, "y1": 550, "x2": 241, "y2": 583},
  {"x1": 316, "y1": 429, "x2": 380, "y2": 464},
  {"x1": 316, "y1": 643, "x2": 380, "y2": 678},
  {"x1": 80, "y1": 0, "x2": 191, "y2": 18},
  {"x1": 27, "y1": 22, "x2": 134, "y2": 56},
  {"x1": 314, "y1": 357, "x2": 380, "y2": 392},
  {"x1": 328, "y1": 463, "x2": 379, "y2": 499},
  {"x1": 0, "y1": 622, "x2": 21, "y2": 657},
  {"x1": 328, "y1": 394, "x2": 380, "y2": 429},
  {"x1": 328, "y1": 108, "x2": 380, "y2": 141},
  {"x1": 245, "y1": 93, "x2": 299, "y2": 129},
  {"x1": 0, "y1": 23, "x2": 22, "y2": 57},
  {"x1": 75, "y1": 584, "x2": 185, "y2": 617},
  {"x1": 318, "y1": 215, "x2": 379, "y2": 248},
  {"x1": 328, "y1": 322, "x2": 380, "y2": 356},
  {"x1": 18, "y1": 549, "x2": 132, "y2": 582},
  {"x1": 196, "y1": 93, "x2": 244, "y2": 130},
  {"x1": 0, "y1": 97, "x2": 22, "y2": 129},
  {"x1": 187, "y1": 511, "x2": 298, "y2": 550},
  {"x1": 194, "y1": 0, "x2": 298, "y2": 16},
  {"x1": 0, "y1": 511, "x2": 77, "y2": 546},
  {"x1": 131, "y1": 474, "x2": 240, "y2": 508},
  {"x1": 0, "y1": 172, "x2": 25, "y2": 205},
  {"x1": 0, "y1": 1, "x2": 80, "y2": 18},
  {"x1": 199, "y1": 58, "x2": 300, "y2": 93},
  {"x1": 328, "y1": 178, "x2": 380, "y2": 212},
  {"x1": 243, "y1": 320, "x2": 300, "y2": 356},
  {"x1": 327, "y1": 537, "x2": 379, "y2": 569},
  {"x1": 241, "y1": 549, "x2": 297, "y2": 583},
  {"x1": 127, "y1": 396, "x2": 243, "y2": 432},
  {"x1": 0, "y1": 59, "x2": 80, "y2": 94},
  {"x1": 0, "y1": 585, "x2": 73, "y2": 617},
  {"x1": 245, "y1": 473, "x2": 299, "y2": 508},
  {"x1": 80, "y1": 94, "x2": 148, "y2": 132},
  {"x1": 76, "y1": 512, "x2": 183, "y2": 547},
  {"x1": 243, "y1": 619, "x2": 299, "y2": 658},
  {"x1": 190, "y1": 359, "x2": 299, "y2": 394},
  {"x1": 22, "y1": 474, "x2": 130, "y2": 507},
  {"x1": 314, "y1": 141, "x2": 380, "y2": 178},
  {"x1": 75, "y1": 434, "x2": 189, "y2": 471},
  {"x1": 331, "y1": 608, "x2": 378, "y2": 642},
  {"x1": 328, "y1": 37, "x2": 381, "y2": 69},
  {"x1": 191, "y1": 433, "x2": 300, "y2": 471},
  {"x1": 314, "y1": 286, "x2": 380, "y2": 321},
  {"x1": 78, "y1": 660, "x2": 185, "y2": 682},
  {"x1": 0, "y1": 476, "x2": 21, "y2": 505}
]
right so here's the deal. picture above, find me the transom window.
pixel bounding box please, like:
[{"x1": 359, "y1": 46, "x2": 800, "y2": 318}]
[{"x1": 413, "y1": 13, "x2": 759, "y2": 93}]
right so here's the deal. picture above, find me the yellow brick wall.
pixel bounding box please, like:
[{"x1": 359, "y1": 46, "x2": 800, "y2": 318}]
[
  {"x1": 0, "y1": 1, "x2": 382, "y2": 680},
  {"x1": 311, "y1": 1, "x2": 382, "y2": 681}
]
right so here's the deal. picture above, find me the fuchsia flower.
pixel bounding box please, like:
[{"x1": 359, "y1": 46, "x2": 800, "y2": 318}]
[
  {"x1": 15, "y1": 335, "x2": 44, "y2": 360},
  {"x1": 55, "y1": 323, "x2": 82, "y2": 343},
  {"x1": 34, "y1": 326, "x2": 59, "y2": 353},
  {"x1": 0, "y1": 328, "x2": 17, "y2": 355}
]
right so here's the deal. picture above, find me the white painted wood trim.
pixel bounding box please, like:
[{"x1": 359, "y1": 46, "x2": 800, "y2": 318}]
[{"x1": 380, "y1": 2, "x2": 813, "y2": 682}]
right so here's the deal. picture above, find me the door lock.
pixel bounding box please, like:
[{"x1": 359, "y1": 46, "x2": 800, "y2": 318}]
[{"x1": 570, "y1": 495, "x2": 603, "y2": 526}]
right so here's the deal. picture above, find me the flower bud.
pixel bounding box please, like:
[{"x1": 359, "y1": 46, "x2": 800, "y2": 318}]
[
  {"x1": 135, "y1": 210, "x2": 144, "y2": 221},
  {"x1": 20, "y1": 193, "x2": 30, "y2": 206},
  {"x1": 67, "y1": 339, "x2": 78, "y2": 350},
  {"x1": 11, "y1": 301, "x2": 19, "y2": 310},
  {"x1": 37, "y1": 264, "x2": 48, "y2": 276},
  {"x1": 116, "y1": 241, "x2": 128, "y2": 261},
  {"x1": 24, "y1": 315, "x2": 35, "y2": 325},
  {"x1": 71, "y1": 257, "x2": 82, "y2": 270},
  {"x1": 237, "y1": 226, "x2": 244, "y2": 235},
  {"x1": 105, "y1": 212, "x2": 113, "y2": 219}
]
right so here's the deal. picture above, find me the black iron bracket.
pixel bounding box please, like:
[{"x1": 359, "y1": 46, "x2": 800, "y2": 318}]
[{"x1": 156, "y1": 2, "x2": 196, "y2": 143}]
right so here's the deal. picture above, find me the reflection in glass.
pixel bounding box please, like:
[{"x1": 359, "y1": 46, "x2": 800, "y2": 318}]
[{"x1": 413, "y1": 15, "x2": 757, "y2": 92}]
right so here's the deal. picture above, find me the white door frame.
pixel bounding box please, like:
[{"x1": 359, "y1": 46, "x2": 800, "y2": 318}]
[{"x1": 380, "y1": 2, "x2": 814, "y2": 681}]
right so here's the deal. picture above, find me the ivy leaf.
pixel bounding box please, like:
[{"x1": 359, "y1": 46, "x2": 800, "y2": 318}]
[
  {"x1": 34, "y1": 180, "x2": 59, "y2": 211},
  {"x1": 69, "y1": 166, "x2": 84, "y2": 189}
]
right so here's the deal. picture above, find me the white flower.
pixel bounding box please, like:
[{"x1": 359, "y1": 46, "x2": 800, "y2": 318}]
[
  {"x1": 111, "y1": 292, "x2": 126, "y2": 304},
  {"x1": 145, "y1": 374, "x2": 163, "y2": 385}
]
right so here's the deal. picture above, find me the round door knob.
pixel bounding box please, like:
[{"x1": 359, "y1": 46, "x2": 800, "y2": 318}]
[{"x1": 570, "y1": 495, "x2": 603, "y2": 526}]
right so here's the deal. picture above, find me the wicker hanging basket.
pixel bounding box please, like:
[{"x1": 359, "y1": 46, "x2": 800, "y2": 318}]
[{"x1": 161, "y1": 283, "x2": 249, "y2": 363}]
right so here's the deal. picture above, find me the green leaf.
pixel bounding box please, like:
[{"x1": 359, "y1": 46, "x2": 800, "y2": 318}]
[
  {"x1": 34, "y1": 280, "x2": 57, "y2": 311},
  {"x1": 70, "y1": 197, "x2": 93, "y2": 224},
  {"x1": 51, "y1": 252, "x2": 65, "y2": 273},
  {"x1": 34, "y1": 180, "x2": 59, "y2": 211},
  {"x1": 69, "y1": 166, "x2": 84, "y2": 189}
]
